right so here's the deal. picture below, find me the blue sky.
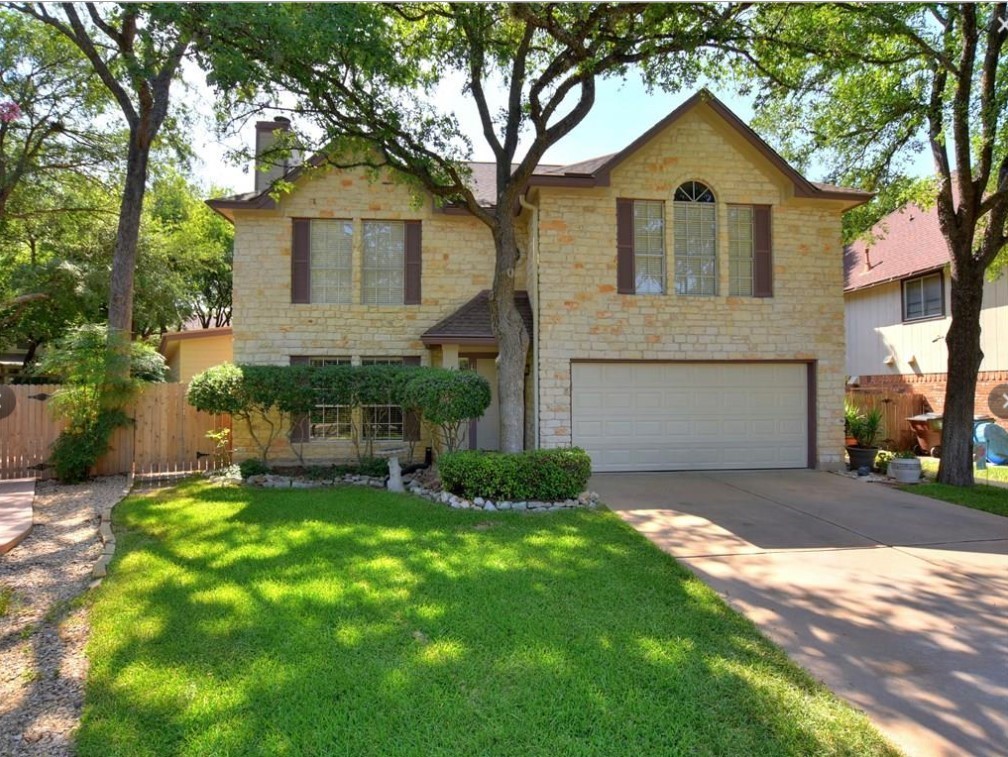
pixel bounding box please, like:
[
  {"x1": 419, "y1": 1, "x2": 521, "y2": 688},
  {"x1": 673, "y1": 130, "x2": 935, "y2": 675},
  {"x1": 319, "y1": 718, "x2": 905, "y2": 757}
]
[{"x1": 190, "y1": 71, "x2": 935, "y2": 196}]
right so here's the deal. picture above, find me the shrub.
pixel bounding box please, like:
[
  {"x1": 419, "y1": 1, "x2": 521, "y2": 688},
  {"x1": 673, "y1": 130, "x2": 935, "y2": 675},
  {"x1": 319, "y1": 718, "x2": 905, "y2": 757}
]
[
  {"x1": 238, "y1": 458, "x2": 270, "y2": 479},
  {"x1": 35, "y1": 325, "x2": 163, "y2": 483},
  {"x1": 49, "y1": 410, "x2": 129, "y2": 483},
  {"x1": 439, "y1": 448, "x2": 592, "y2": 502},
  {"x1": 401, "y1": 368, "x2": 491, "y2": 453}
]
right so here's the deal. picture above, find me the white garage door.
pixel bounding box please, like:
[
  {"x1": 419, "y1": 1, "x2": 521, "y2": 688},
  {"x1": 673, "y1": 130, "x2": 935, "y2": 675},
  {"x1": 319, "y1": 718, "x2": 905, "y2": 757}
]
[{"x1": 572, "y1": 362, "x2": 808, "y2": 472}]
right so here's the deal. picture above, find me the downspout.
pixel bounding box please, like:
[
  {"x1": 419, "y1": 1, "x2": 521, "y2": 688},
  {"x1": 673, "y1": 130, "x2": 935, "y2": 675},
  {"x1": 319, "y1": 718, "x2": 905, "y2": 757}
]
[{"x1": 518, "y1": 194, "x2": 540, "y2": 449}]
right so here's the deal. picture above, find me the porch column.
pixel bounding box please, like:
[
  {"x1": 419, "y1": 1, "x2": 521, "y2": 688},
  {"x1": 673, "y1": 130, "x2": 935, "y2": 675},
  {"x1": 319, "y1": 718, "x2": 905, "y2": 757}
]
[{"x1": 441, "y1": 344, "x2": 459, "y2": 370}]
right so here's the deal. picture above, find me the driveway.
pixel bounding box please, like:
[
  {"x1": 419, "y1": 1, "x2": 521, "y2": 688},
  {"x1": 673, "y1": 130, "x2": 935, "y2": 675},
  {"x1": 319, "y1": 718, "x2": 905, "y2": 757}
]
[{"x1": 592, "y1": 470, "x2": 1008, "y2": 757}]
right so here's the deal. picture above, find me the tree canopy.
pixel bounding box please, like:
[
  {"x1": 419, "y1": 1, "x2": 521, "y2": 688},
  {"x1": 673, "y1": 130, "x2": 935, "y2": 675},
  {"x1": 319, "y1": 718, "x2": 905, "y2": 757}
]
[
  {"x1": 184, "y1": 1, "x2": 750, "y2": 451},
  {"x1": 740, "y1": 3, "x2": 1007, "y2": 485}
]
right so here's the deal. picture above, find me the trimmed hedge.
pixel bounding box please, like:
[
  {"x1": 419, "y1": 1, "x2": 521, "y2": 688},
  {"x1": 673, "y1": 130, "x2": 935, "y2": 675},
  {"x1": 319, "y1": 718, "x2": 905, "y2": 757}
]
[{"x1": 439, "y1": 448, "x2": 592, "y2": 502}]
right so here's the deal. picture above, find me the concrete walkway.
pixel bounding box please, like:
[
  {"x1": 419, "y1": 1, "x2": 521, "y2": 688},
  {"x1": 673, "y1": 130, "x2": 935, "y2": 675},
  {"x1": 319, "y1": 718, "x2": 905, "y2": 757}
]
[
  {"x1": 0, "y1": 478, "x2": 34, "y2": 554},
  {"x1": 592, "y1": 470, "x2": 1008, "y2": 757}
]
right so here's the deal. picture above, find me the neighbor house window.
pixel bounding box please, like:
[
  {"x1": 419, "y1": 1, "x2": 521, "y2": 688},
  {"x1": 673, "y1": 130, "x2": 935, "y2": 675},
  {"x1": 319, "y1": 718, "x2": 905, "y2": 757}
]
[
  {"x1": 362, "y1": 221, "x2": 405, "y2": 305},
  {"x1": 673, "y1": 181, "x2": 717, "y2": 296},
  {"x1": 361, "y1": 357, "x2": 404, "y2": 439},
  {"x1": 309, "y1": 356, "x2": 351, "y2": 439},
  {"x1": 728, "y1": 206, "x2": 754, "y2": 296},
  {"x1": 309, "y1": 220, "x2": 353, "y2": 304},
  {"x1": 902, "y1": 272, "x2": 944, "y2": 321}
]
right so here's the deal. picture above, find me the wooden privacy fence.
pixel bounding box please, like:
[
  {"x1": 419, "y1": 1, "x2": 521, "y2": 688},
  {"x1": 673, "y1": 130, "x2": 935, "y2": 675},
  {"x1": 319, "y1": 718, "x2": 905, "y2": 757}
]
[
  {"x1": 0, "y1": 383, "x2": 230, "y2": 480},
  {"x1": 846, "y1": 388, "x2": 925, "y2": 451}
]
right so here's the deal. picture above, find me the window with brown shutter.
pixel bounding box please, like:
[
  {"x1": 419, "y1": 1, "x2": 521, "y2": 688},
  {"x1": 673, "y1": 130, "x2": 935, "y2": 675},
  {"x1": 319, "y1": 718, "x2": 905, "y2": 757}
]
[
  {"x1": 402, "y1": 355, "x2": 421, "y2": 441},
  {"x1": 616, "y1": 198, "x2": 635, "y2": 293},
  {"x1": 291, "y1": 219, "x2": 311, "y2": 304},
  {"x1": 728, "y1": 204, "x2": 773, "y2": 298},
  {"x1": 289, "y1": 355, "x2": 310, "y2": 442},
  {"x1": 753, "y1": 205, "x2": 773, "y2": 298},
  {"x1": 404, "y1": 221, "x2": 422, "y2": 305}
]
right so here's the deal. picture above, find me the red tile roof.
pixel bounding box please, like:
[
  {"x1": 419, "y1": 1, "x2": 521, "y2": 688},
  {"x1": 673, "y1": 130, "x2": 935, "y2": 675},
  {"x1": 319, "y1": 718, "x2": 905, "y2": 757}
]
[{"x1": 844, "y1": 203, "x2": 950, "y2": 292}]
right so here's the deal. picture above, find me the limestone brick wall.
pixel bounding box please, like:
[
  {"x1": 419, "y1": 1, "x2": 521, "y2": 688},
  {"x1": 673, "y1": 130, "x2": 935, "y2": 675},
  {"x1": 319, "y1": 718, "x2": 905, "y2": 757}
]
[
  {"x1": 533, "y1": 105, "x2": 850, "y2": 468},
  {"x1": 229, "y1": 166, "x2": 524, "y2": 462}
]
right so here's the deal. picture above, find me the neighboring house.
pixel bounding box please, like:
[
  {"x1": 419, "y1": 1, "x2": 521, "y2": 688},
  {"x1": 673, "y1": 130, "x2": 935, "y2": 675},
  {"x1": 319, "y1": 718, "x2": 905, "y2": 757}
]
[
  {"x1": 208, "y1": 90, "x2": 869, "y2": 471},
  {"x1": 844, "y1": 203, "x2": 1008, "y2": 419},
  {"x1": 158, "y1": 327, "x2": 234, "y2": 383}
]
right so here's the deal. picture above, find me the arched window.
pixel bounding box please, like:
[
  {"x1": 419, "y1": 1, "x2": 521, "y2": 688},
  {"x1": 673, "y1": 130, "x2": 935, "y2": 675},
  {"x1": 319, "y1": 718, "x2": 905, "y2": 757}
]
[{"x1": 673, "y1": 181, "x2": 717, "y2": 295}]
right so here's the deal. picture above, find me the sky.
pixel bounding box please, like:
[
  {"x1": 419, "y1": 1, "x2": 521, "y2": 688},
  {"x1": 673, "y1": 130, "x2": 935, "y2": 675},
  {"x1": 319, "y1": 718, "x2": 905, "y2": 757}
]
[{"x1": 188, "y1": 66, "x2": 935, "y2": 197}]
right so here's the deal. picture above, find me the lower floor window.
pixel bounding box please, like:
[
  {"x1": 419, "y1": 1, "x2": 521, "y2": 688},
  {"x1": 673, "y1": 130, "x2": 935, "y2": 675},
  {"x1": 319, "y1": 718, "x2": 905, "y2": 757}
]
[
  {"x1": 310, "y1": 403, "x2": 352, "y2": 440},
  {"x1": 364, "y1": 405, "x2": 403, "y2": 440}
]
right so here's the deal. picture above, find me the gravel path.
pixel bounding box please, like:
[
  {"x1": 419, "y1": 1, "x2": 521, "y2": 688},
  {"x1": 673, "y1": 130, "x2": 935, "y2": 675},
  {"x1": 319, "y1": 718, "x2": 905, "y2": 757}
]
[{"x1": 0, "y1": 476, "x2": 126, "y2": 756}]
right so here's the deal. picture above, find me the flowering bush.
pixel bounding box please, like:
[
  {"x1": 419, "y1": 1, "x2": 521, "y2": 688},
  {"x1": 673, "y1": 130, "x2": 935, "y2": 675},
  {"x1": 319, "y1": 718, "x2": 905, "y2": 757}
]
[{"x1": 0, "y1": 102, "x2": 21, "y2": 123}]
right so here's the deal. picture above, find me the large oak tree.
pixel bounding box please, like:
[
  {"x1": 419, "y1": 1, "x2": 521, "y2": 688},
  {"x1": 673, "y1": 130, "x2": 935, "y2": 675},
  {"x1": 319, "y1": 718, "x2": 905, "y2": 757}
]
[
  {"x1": 186, "y1": 2, "x2": 747, "y2": 452},
  {"x1": 10, "y1": 2, "x2": 191, "y2": 371},
  {"x1": 739, "y1": 3, "x2": 1007, "y2": 485}
]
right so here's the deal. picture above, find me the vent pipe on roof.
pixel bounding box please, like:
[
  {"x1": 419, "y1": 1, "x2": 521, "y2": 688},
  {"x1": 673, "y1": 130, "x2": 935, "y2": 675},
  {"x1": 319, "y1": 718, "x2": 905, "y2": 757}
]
[
  {"x1": 254, "y1": 116, "x2": 300, "y2": 193},
  {"x1": 863, "y1": 247, "x2": 872, "y2": 272}
]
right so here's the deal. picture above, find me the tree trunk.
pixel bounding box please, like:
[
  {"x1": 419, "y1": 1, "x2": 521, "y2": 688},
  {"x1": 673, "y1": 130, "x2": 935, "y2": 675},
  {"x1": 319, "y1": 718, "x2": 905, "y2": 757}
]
[
  {"x1": 105, "y1": 129, "x2": 151, "y2": 378},
  {"x1": 937, "y1": 260, "x2": 986, "y2": 486},
  {"x1": 489, "y1": 215, "x2": 529, "y2": 453}
]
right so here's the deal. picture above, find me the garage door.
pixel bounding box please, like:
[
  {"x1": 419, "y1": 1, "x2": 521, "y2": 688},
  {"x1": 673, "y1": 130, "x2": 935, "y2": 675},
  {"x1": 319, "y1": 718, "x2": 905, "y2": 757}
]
[{"x1": 572, "y1": 362, "x2": 808, "y2": 472}]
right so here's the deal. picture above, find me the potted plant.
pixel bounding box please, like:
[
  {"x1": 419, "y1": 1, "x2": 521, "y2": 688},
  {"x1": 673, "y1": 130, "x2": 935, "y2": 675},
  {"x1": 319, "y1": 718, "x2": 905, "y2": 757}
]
[
  {"x1": 888, "y1": 450, "x2": 922, "y2": 484},
  {"x1": 846, "y1": 406, "x2": 883, "y2": 472},
  {"x1": 844, "y1": 400, "x2": 861, "y2": 448}
]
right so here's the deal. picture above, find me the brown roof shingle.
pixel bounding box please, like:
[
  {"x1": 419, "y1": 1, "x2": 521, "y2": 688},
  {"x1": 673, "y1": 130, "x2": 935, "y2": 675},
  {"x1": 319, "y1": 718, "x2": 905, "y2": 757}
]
[
  {"x1": 844, "y1": 203, "x2": 949, "y2": 292},
  {"x1": 421, "y1": 290, "x2": 533, "y2": 345}
]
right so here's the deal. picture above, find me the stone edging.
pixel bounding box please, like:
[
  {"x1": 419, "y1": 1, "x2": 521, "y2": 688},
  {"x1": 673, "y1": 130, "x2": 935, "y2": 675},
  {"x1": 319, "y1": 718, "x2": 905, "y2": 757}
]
[
  {"x1": 92, "y1": 471, "x2": 134, "y2": 581},
  {"x1": 245, "y1": 472, "x2": 602, "y2": 512}
]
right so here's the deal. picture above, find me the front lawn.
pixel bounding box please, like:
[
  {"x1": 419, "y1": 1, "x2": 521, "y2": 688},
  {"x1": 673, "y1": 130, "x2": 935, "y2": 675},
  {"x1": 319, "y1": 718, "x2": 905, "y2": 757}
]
[
  {"x1": 920, "y1": 457, "x2": 1008, "y2": 484},
  {"x1": 903, "y1": 482, "x2": 1008, "y2": 518},
  {"x1": 80, "y1": 481, "x2": 896, "y2": 756}
]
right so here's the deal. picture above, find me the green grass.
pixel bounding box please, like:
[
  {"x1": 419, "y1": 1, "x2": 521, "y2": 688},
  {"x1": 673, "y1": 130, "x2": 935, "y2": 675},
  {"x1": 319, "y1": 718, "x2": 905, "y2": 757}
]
[
  {"x1": 904, "y1": 482, "x2": 1008, "y2": 517},
  {"x1": 920, "y1": 457, "x2": 1008, "y2": 483},
  {"x1": 79, "y1": 481, "x2": 897, "y2": 756},
  {"x1": 0, "y1": 584, "x2": 13, "y2": 617}
]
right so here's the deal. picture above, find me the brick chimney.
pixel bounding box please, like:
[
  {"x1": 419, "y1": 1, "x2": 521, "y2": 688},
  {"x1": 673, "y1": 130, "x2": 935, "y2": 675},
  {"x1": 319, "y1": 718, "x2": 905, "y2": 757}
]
[{"x1": 254, "y1": 116, "x2": 298, "y2": 193}]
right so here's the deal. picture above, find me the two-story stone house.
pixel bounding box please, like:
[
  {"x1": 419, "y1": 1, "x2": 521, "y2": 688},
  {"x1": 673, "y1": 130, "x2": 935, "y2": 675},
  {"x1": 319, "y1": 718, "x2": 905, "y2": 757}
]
[{"x1": 208, "y1": 91, "x2": 869, "y2": 471}]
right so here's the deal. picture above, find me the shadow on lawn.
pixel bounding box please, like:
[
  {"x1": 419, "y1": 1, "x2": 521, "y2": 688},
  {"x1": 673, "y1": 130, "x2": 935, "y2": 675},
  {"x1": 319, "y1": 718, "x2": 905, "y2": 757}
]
[{"x1": 77, "y1": 482, "x2": 897, "y2": 756}]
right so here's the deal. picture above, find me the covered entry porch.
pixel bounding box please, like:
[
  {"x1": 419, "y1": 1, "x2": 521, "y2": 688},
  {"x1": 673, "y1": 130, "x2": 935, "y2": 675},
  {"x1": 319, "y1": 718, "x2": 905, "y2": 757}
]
[{"x1": 420, "y1": 290, "x2": 534, "y2": 452}]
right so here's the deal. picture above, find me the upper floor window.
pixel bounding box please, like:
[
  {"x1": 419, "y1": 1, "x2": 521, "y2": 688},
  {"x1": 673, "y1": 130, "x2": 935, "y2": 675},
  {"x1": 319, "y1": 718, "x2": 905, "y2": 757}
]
[
  {"x1": 673, "y1": 181, "x2": 717, "y2": 296},
  {"x1": 633, "y1": 200, "x2": 665, "y2": 294},
  {"x1": 363, "y1": 221, "x2": 405, "y2": 305},
  {"x1": 310, "y1": 220, "x2": 352, "y2": 304},
  {"x1": 902, "y1": 271, "x2": 944, "y2": 321},
  {"x1": 291, "y1": 218, "x2": 421, "y2": 305},
  {"x1": 728, "y1": 206, "x2": 754, "y2": 296}
]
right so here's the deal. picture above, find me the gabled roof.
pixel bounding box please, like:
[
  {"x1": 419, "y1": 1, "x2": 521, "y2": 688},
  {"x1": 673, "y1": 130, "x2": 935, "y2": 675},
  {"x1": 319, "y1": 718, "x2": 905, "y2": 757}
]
[
  {"x1": 421, "y1": 290, "x2": 533, "y2": 346},
  {"x1": 844, "y1": 203, "x2": 949, "y2": 292},
  {"x1": 207, "y1": 89, "x2": 871, "y2": 217}
]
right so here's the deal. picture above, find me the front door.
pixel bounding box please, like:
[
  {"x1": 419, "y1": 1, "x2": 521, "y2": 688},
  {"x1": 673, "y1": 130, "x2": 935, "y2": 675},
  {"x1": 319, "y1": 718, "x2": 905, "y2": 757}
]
[{"x1": 461, "y1": 357, "x2": 499, "y2": 450}]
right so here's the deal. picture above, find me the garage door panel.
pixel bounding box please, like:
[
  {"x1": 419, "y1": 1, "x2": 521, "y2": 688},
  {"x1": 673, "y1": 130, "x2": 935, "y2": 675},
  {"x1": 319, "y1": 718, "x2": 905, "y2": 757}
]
[{"x1": 572, "y1": 362, "x2": 808, "y2": 472}]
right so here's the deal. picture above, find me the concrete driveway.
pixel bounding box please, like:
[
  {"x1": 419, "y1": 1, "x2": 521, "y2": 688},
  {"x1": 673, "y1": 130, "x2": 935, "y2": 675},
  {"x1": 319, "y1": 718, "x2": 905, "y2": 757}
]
[{"x1": 592, "y1": 470, "x2": 1008, "y2": 757}]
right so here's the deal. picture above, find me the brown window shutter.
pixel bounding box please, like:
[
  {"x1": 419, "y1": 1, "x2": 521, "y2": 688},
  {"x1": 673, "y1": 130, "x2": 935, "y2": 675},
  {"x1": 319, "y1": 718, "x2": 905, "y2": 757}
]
[
  {"x1": 616, "y1": 198, "x2": 635, "y2": 294},
  {"x1": 289, "y1": 355, "x2": 310, "y2": 442},
  {"x1": 404, "y1": 221, "x2": 422, "y2": 305},
  {"x1": 401, "y1": 355, "x2": 421, "y2": 441},
  {"x1": 753, "y1": 205, "x2": 773, "y2": 298},
  {"x1": 291, "y1": 218, "x2": 311, "y2": 304}
]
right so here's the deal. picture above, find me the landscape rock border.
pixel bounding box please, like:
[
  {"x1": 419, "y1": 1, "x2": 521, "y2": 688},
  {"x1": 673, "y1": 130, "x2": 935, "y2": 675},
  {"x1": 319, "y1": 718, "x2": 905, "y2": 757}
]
[
  {"x1": 91, "y1": 471, "x2": 133, "y2": 581},
  {"x1": 244, "y1": 472, "x2": 602, "y2": 512}
]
